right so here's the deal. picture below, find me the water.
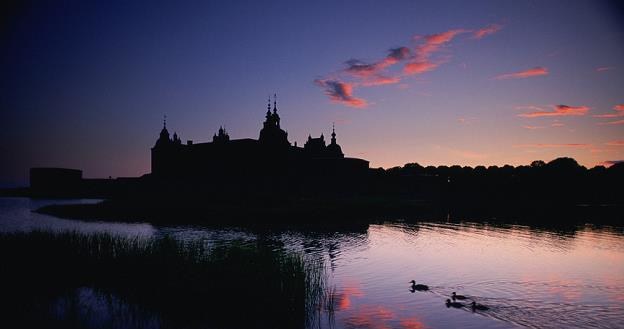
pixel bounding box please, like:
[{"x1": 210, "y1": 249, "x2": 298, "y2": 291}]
[{"x1": 1, "y1": 197, "x2": 623, "y2": 328}]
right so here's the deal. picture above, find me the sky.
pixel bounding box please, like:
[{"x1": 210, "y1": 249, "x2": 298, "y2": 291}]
[{"x1": 1, "y1": 0, "x2": 623, "y2": 187}]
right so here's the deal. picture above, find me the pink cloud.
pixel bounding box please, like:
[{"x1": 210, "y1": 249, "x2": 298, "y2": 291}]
[
  {"x1": 472, "y1": 24, "x2": 503, "y2": 39},
  {"x1": 344, "y1": 47, "x2": 411, "y2": 80},
  {"x1": 315, "y1": 79, "x2": 368, "y2": 108},
  {"x1": 416, "y1": 29, "x2": 466, "y2": 60},
  {"x1": 316, "y1": 25, "x2": 499, "y2": 107},
  {"x1": 404, "y1": 61, "x2": 439, "y2": 75},
  {"x1": 596, "y1": 66, "x2": 615, "y2": 72},
  {"x1": 551, "y1": 122, "x2": 565, "y2": 127},
  {"x1": 495, "y1": 67, "x2": 549, "y2": 80},
  {"x1": 402, "y1": 29, "x2": 466, "y2": 76},
  {"x1": 606, "y1": 140, "x2": 624, "y2": 146},
  {"x1": 361, "y1": 75, "x2": 402, "y2": 86},
  {"x1": 518, "y1": 104, "x2": 589, "y2": 118},
  {"x1": 593, "y1": 104, "x2": 624, "y2": 118}
]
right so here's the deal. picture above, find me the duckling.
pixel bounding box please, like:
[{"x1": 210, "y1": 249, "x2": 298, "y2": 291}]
[
  {"x1": 409, "y1": 280, "x2": 429, "y2": 291},
  {"x1": 471, "y1": 301, "x2": 489, "y2": 311},
  {"x1": 451, "y1": 292, "x2": 467, "y2": 300},
  {"x1": 445, "y1": 299, "x2": 464, "y2": 308}
]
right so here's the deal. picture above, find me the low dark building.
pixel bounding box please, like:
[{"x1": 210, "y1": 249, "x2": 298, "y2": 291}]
[{"x1": 30, "y1": 167, "x2": 83, "y2": 197}]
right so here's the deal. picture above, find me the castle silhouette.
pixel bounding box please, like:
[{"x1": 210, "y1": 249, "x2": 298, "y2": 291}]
[{"x1": 151, "y1": 96, "x2": 369, "y2": 179}]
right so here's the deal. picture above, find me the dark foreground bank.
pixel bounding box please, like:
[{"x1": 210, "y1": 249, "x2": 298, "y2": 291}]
[
  {"x1": 35, "y1": 196, "x2": 624, "y2": 229},
  {"x1": 0, "y1": 231, "x2": 327, "y2": 329}
]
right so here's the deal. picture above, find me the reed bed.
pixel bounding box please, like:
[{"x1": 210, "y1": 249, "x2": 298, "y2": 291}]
[{"x1": 0, "y1": 230, "x2": 328, "y2": 328}]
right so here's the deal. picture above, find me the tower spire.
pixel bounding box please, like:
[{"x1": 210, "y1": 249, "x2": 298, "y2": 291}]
[
  {"x1": 273, "y1": 93, "x2": 277, "y2": 113},
  {"x1": 331, "y1": 122, "x2": 337, "y2": 144},
  {"x1": 163, "y1": 114, "x2": 167, "y2": 129}
]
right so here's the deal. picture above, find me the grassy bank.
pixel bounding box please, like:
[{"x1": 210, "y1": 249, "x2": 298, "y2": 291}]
[{"x1": 0, "y1": 231, "x2": 327, "y2": 328}]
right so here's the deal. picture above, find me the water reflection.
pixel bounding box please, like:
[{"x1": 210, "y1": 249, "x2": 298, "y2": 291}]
[
  {"x1": 1, "y1": 197, "x2": 623, "y2": 328},
  {"x1": 0, "y1": 197, "x2": 155, "y2": 236}
]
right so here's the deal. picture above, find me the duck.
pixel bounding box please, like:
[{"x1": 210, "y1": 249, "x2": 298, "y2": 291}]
[
  {"x1": 409, "y1": 280, "x2": 429, "y2": 291},
  {"x1": 451, "y1": 292, "x2": 467, "y2": 300},
  {"x1": 445, "y1": 299, "x2": 464, "y2": 308},
  {"x1": 471, "y1": 301, "x2": 489, "y2": 311}
]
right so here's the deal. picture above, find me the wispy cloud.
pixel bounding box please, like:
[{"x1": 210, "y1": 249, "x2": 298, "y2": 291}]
[
  {"x1": 515, "y1": 143, "x2": 591, "y2": 148},
  {"x1": 458, "y1": 117, "x2": 477, "y2": 125},
  {"x1": 596, "y1": 66, "x2": 615, "y2": 72},
  {"x1": 598, "y1": 119, "x2": 624, "y2": 125},
  {"x1": 599, "y1": 160, "x2": 624, "y2": 167},
  {"x1": 593, "y1": 104, "x2": 624, "y2": 118},
  {"x1": 606, "y1": 140, "x2": 624, "y2": 146},
  {"x1": 472, "y1": 24, "x2": 503, "y2": 39},
  {"x1": 495, "y1": 67, "x2": 548, "y2": 80},
  {"x1": 518, "y1": 104, "x2": 589, "y2": 118},
  {"x1": 523, "y1": 125, "x2": 545, "y2": 130},
  {"x1": 314, "y1": 79, "x2": 368, "y2": 108}
]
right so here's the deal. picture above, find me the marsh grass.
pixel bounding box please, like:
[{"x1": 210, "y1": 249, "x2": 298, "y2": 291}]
[{"x1": 0, "y1": 231, "x2": 327, "y2": 328}]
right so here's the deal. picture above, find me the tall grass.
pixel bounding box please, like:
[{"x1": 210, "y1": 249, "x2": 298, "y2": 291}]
[{"x1": 0, "y1": 231, "x2": 328, "y2": 328}]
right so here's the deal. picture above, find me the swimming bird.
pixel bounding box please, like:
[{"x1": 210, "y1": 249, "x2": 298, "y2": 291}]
[
  {"x1": 409, "y1": 280, "x2": 429, "y2": 291},
  {"x1": 445, "y1": 299, "x2": 464, "y2": 308},
  {"x1": 471, "y1": 301, "x2": 489, "y2": 311},
  {"x1": 451, "y1": 292, "x2": 467, "y2": 300}
]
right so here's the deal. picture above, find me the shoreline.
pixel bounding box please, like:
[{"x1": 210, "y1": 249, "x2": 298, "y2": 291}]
[{"x1": 33, "y1": 197, "x2": 624, "y2": 228}]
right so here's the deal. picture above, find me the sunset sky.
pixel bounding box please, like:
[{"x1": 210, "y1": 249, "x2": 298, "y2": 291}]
[{"x1": 1, "y1": 0, "x2": 623, "y2": 186}]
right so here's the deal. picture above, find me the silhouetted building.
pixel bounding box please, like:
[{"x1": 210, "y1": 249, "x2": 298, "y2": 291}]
[
  {"x1": 30, "y1": 167, "x2": 82, "y2": 197},
  {"x1": 150, "y1": 96, "x2": 368, "y2": 180}
]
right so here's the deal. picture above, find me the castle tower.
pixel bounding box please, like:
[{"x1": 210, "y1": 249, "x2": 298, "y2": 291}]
[
  {"x1": 326, "y1": 123, "x2": 344, "y2": 158},
  {"x1": 259, "y1": 94, "x2": 289, "y2": 147}
]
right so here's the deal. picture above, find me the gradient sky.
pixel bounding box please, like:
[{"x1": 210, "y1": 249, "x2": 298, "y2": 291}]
[{"x1": 1, "y1": 0, "x2": 623, "y2": 187}]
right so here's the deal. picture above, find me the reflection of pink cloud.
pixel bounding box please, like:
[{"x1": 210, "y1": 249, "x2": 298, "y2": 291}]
[
  {"x1": 335, "y1": 285, "x2": 365, "y2": 311},
  {"x1": 472, "y1": 24, "x2": 503, "y2": 39},
  {"x1": 495, "y1": 67, "x2": 548, "y2": 80},
  {"x1": 401, "y1": 318, "x2": 426, "y2": 329},
  {"x1": 315, "y1": 79, "x2": 368, "y2": 108},
  {"x1": 593, "y1": 104, "x2": 624, "y2": 118},
  {"x1": 344, "y1": 305, "x2": 396, "y2": 329},
  {"x1": 518, "y1": 104, "x2": 589, "y2": 118}
]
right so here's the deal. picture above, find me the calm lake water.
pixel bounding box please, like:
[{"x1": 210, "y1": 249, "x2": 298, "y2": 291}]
[{"x1": 1, "y1": 197, "x2": 623, "y2": 328}]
